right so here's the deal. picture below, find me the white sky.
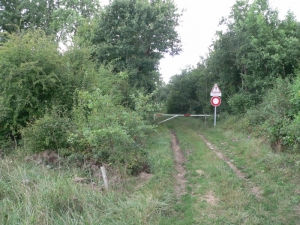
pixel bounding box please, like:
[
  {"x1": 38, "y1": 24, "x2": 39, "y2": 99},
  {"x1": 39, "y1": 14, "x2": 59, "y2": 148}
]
[{"x1": 100, "y1": 0, "x2": 300, "y2": 83}]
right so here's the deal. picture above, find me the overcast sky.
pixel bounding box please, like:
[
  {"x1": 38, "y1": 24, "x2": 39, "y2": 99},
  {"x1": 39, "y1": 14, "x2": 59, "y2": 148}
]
[{"x1": 100, "y1": 0, "x2": 300, "y2": 83}]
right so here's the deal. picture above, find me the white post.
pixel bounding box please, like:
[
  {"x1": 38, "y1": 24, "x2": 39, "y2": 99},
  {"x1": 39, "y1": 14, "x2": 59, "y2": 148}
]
[{"x1": 101, "y1": 166, "x2": 109, "y2": 190}]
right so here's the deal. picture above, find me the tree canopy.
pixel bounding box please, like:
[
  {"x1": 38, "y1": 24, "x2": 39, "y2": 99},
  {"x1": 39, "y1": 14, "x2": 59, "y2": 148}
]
[
  {"x1": 167, "y1": 0, "x2": 300, "y2": 113},
  {"x1": 213, "y1": 0, "x2": 300, "y2": 112},
  {"x1": 163, "y1": 0, "x2": 300, "y2": 151},
  {"x1": 92, "y1": 0, "x2": 181, "y2": 92},
  {"x1": 0, "y1": 0, "x2": 100, "y2": 41}
]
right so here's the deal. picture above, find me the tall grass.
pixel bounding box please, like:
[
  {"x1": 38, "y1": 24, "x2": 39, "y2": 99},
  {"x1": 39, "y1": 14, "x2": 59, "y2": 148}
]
[
  {"x1": 2, "y1": 116, "x2": 299, "y2": 224},
  {"x1": 0, "y1": 125, "x2": 176, "y2": 225}
]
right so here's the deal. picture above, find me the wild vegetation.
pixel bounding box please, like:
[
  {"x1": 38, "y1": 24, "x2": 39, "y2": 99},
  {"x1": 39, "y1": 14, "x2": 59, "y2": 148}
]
[
  {"x1": 0, "y1": 0, "x2": 300, "y2": 223},
  {"x1": 166, "y1": 0, "x2": 300, "y2": 152},
  {"x1": 1, "y1": 117, "x2": 299, "y2": 224},
  {"x1": 0, "y1": 0, "x2": 179, "y2": 169}
]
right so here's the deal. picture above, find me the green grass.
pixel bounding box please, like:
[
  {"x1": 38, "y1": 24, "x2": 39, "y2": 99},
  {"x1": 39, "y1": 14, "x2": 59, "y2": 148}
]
[
  {"x1": 0, "y1": 125, "x2": 176, "y2": 225},
  {"x1": 161, "y1": 117, "x2": 300, "y2": 224},
  {"x1": 1, "y1": 116, "x2": 299, "y2": 224}
]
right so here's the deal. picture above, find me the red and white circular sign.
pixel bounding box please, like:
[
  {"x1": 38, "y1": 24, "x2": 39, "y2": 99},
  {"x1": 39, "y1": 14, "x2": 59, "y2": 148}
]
[{"x1": 211, "y1": 96, "x2": 221, "y2": 107}]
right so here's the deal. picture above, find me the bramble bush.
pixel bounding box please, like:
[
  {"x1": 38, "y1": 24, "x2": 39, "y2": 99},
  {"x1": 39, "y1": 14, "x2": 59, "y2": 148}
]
[
  {"x1": 0, "y1": 30, "x2": 65, "y2": 137},
  {"x1": 68, "y1": 88, "x2": 157, "y2": 173},
  {"x1": 21, "y1": 112, "x2": 72, "y2": 153}
]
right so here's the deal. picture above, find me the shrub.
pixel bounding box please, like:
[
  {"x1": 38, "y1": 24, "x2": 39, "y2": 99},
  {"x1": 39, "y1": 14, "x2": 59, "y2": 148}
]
[
  {"x1": 228, "y1": 92, "x2": 256, "y2": 115},
  {"x1": 239, "y1": 78, "x2": 300, "y2": 151},
  {"x1": 68, "y1": 88, "x2": 155, "y2": 173},
  {"x1": 21, "y1": 113, "x2": 72, "y2": 153},
  {"x1": 0, "y1": 30, "x2": 65, "y2": 136}
]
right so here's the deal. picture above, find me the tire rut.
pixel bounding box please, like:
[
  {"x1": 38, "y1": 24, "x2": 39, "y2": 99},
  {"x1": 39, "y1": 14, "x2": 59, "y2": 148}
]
[
  {"x1": 199, "y1": 133, "x2": 262, "y2": 199},
  {"x1": 170, "y1": 130, "x2": 187, "y2": 197}
]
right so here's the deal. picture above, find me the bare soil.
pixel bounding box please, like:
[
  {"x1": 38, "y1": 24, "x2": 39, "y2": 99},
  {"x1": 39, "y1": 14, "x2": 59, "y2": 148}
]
[
  {"x1": 203, "y1": 190, "x2": 219, "y2": 205},
  {"x1": 170, "y1": 130, "x2": 187, "y2": 197}
]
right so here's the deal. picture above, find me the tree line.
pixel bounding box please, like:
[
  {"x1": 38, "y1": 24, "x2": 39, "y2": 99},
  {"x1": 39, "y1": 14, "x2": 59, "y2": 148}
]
[{"x1": 165, "y1": 0, "x2": 300, "y2": 152}]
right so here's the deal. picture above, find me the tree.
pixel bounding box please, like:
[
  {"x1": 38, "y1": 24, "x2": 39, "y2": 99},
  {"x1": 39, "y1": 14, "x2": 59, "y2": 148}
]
[
  {"x1": 50, "y1": 0, "x2": 101, "y2": 41},
  {"x1": 92, "y1": 0, "x2": 181, "y2": 92},
  {"x1": 166, "y1": 65, "x2": 211, "y2": 114},
  {"x1": 0, "y1": 0, "x2": 100, "y2": 41},
  {"x1": 0, "y1": 0, "x2": 57, "y2": 33},
  {"x1": 205, "y1": 0, "x2": 300, "y2": 113},
  {"x1": 0, "y1": 0, "x2": 22, "y2": 33}
]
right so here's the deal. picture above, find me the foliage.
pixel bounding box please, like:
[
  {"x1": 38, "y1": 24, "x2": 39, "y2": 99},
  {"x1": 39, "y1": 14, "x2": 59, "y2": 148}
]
[
  {"x1": 50, "y1": 0, "x2": 101, "y2": 42},
  {"x1": 69, "y1": 88, "x2": 156, "y2": 173},
  {"x1": 166, "y1": 65, "x2": 212, "y2": 114},
  {"x1": 204, "y1": 0, "x2": 300, "y2": 113},
  {"x1": 238, "y1": 78, "x2": 300, "y2": 152},
  {"x1": 0, "y1": 30, "x2": 64, "y2": 136},
  {"x1": 130, "y1": 90, "x2": 162, "y2": 121},
  {"x1": 92, "y1": 0, "x2": 181, "y2": 92},
  {"x1": 0, "y1": 30, "x2": 109, "y2": 138},
  {"x1": 227, "y1": 92, "x2": 256, "y2": 115},
  {"x1": 58, "y1": 46, "x2": 123, "y2": 109},
  {"x1": 280, "y1": 73, "x2": 300, "y2": 150},
  {"x1": 21, "y1": 112, "x2": 72, "y2": 153},
  {"x1": 258, "y1": 79, "x2": 293, "y2": 143},
  {"x1": 0, "y1": 0, "x2": 100, "y2": 41}
]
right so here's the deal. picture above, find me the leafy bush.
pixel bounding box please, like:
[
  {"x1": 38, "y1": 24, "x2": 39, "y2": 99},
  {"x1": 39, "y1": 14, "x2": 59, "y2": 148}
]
[
  {"x1": 237, "y1": 78, "x2": 300, "y2": 152},
  {"x1": 21, "y1": 113, "x2": 72, "y2": 153},
  {"x1": 0, "y1": 30, "x2": 64, "y2": 136},
  {"x1": 130, "y1": 90, "x2": 161, "y2": 121},
  {"x1": 279, "y1": 73, "x2": 300, "y2": 151},
  {"x1": 0, "y1": 30, "x2": 111, "y2": 139},
  {"x1": 68, "y1": 88, "x2": 155, "y2": 173},
  {"x1": 228, "y1": 92, "x2": 256, "y2": 115}
]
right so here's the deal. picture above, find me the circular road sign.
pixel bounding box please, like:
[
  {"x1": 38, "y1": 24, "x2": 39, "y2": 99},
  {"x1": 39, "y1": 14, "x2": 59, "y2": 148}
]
[{"x1": 211, "y1": 96, "x2": 221, "y2": 107}]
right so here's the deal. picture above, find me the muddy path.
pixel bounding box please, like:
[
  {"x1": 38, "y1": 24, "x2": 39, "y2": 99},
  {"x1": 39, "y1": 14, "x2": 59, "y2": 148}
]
[{"x1": 170, "y1": 130, "x2": 187, "y2": 197}]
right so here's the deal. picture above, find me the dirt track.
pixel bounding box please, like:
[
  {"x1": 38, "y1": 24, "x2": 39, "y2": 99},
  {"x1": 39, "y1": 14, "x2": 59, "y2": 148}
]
[
  {"x1": 199, "y1": 134, "x2": 262, "y2": 199},
  {"x1": 170, "y1": 130, "x2": 187, "y2": 197},
  {"x1": 169, "y1": 129, "x2": 262, "y2": 199}
]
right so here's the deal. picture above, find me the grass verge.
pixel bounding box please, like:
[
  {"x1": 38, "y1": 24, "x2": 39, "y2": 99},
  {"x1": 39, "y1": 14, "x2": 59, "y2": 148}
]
[
  {"x1": 0, "y1": 125, "x2": 176, "y2": 225},
  {"x1": 159, "y1": 116, "x2": 300, "y2": 225}
]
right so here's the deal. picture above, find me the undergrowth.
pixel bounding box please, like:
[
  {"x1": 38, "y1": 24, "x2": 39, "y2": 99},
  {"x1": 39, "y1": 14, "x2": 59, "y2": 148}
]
[{"x1": 0, "y1": 125, "x2": 176, "y2": 225}]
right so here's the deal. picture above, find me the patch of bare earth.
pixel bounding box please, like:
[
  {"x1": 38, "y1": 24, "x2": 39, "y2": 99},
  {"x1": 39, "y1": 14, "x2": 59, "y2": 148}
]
[
  {"x1": 203, "y1": 190, "x2": 219, "y2": 206},
  {"x1": 196, "y1": 170, "x2": 205, "y2": 176},
  {"x1": 170, "y1": 130, "x2": 187, "y2": 197},
  {"x1": 199, "y1": 134, "x2": 262, "y2": 199}
]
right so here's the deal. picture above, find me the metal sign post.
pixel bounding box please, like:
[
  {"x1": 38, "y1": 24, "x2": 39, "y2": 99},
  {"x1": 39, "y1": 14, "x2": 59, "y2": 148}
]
[
  {"x1": 214, "y1": 106, "x2": 217, "y2": 127},
  {"x1": 210, "y1": 84, "x2": 222, "y2": 127}
]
